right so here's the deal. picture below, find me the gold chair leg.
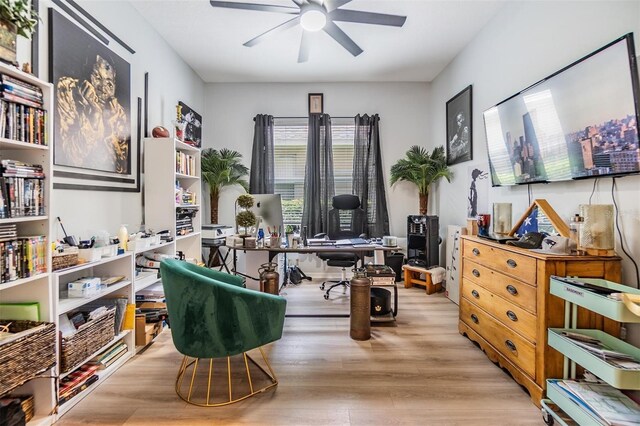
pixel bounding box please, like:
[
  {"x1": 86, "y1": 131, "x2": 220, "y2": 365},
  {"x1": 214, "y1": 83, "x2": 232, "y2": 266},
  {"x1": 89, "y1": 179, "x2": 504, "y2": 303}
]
[{"x1": 174, "y1": 347, "x2": 279, "y2": 407}]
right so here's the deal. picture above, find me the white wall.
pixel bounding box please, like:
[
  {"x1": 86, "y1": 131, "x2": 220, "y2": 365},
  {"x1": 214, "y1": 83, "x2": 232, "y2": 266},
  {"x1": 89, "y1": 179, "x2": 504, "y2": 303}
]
[
  {"x1": 428, "y1": 1, "x2": 640, "y2": 286},
  {"x1": 203, "y1": 82, "x2": 431, "y2": 236},
  {"x1": 26, "y1": 1, "x2": 205, "y2": 239}
]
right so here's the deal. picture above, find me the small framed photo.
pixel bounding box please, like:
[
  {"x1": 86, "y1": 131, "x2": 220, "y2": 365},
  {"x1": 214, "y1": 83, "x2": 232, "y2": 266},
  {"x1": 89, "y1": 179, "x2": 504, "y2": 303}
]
[
  {"x1": 446, "y1": 85, "x2": 473, "y2": 166},
  {"x1": 308, "y1": 93, "x2": 323, "y2": 114}
]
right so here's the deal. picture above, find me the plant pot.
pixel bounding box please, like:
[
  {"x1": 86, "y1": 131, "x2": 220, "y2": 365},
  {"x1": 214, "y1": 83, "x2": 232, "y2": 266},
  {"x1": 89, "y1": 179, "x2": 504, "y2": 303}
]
[
  {"x1": 419, "y1": 193, "x2": 428, "y2": 215},
  {"x1": 0, "y1": 19, "x2": 17, "y2": 65}
]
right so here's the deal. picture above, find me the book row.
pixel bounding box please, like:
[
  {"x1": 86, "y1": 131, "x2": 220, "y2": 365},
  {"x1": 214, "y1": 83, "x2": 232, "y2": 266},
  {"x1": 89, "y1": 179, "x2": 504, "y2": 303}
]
[
  {"x1": 176, "y1": 151, "x2": 196, "y2": 176},
  {"x1": 0, "y1": 100, "x2": 47, "y2": 146},
  {"x1": 0, "y1": 74, "x2": 44, "y2": 108},
  {"x1": 0, "y1": 235, "x2": 47, "y2": 284},
  {"x1": 0, "y1": 177, "x2": 46, "y2": 218}
]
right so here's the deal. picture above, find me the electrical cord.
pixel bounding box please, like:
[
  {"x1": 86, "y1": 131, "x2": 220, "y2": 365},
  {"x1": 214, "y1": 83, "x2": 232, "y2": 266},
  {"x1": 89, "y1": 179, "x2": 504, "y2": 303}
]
[
  {"x1": 589, "y1": 178, "x2": 598, "y2": 204},
  {"x1": 611, "y1": 178, "x2": 640, "y2": 288},
  {"x1": 527, "y1": 184, "x2": 532, "y2": 205}
]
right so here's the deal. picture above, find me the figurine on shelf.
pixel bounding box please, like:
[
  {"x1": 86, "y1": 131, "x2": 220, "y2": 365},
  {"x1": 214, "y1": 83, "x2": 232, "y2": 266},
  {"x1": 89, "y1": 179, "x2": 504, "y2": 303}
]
[{"x1": 173, "y1": 104, "x2": 187, "y2": 141}]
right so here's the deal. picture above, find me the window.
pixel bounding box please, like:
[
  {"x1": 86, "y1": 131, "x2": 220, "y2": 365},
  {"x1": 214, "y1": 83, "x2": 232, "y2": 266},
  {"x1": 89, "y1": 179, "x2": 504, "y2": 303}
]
[{"x1": 273, "y1": 117, "x2": 354, "y2": 226}]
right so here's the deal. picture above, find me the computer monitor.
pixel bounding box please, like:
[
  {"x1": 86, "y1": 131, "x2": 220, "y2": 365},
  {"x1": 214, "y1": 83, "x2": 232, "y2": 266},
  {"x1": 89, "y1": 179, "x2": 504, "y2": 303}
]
[{"x1": 249, "y1": 194, "x2": 284, "y2": 235}]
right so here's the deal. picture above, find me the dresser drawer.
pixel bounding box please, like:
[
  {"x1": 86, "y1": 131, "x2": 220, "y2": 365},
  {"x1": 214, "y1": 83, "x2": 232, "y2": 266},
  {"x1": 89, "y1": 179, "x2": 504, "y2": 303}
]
[
  {"x1": 463, "y1": 239, "x2": 537, "y2": 285},
  {"x1": 463, "y1": 259, "x2": 537, "y2": 313},
  {"x1": 460, "y1": 298, "x2": 536, "y2": 378},
  {"x1": 461, "y1": 280, "x2": 537, "y2": 343}
]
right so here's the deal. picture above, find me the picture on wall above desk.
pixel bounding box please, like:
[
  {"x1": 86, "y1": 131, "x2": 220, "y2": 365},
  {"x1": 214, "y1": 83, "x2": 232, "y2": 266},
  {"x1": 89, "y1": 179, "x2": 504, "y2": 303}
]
[{"x1": 48, "y1": 8, "x2": 139, "y2": 192}]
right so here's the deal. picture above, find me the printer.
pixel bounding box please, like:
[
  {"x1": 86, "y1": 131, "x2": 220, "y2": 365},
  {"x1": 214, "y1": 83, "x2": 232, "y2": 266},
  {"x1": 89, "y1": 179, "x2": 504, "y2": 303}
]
[{"x1": 202, "y1": 224, "x2": 235, "y2": 242}]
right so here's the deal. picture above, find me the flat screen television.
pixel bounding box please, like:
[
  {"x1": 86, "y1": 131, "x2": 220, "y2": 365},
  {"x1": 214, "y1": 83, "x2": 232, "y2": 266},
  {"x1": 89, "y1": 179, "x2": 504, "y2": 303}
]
[{"x1": 483, "y1": 33, "x2": 640, "y2": 186}]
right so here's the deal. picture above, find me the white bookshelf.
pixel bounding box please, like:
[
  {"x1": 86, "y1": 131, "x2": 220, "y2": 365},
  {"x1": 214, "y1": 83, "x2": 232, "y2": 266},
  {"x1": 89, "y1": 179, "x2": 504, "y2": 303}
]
[
  {"x1": 52, "y1": 253, "x2": 135, "y2": 417},
  {"x1": 0, "y1": 63, "x2": 55, "y2": 425},
  {"x1": 144, "y1": 137, "x2": 202, "y2": 262}
]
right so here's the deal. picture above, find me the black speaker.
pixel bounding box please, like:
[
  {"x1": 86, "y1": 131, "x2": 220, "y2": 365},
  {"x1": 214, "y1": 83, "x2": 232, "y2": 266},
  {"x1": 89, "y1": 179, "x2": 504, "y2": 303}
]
[{"x1": 407, "y1": 215, "x2": 439, "y2": 268}]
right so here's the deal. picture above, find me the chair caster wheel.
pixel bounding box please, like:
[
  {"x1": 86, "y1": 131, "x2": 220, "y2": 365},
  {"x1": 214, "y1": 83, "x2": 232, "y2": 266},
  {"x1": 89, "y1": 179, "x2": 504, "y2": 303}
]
[
  {"x1": 320, "y1": 284, "x2": 325, "y2": 290},
  {"x1": 324, "y1": 294, "x2": 329, "y2": 300}
]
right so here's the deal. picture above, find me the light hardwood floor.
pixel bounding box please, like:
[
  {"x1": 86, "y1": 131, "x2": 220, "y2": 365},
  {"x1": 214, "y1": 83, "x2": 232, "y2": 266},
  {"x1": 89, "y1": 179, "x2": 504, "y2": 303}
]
[{"x1": 57, "y1": 280, "x2": 543, "y2": 425}]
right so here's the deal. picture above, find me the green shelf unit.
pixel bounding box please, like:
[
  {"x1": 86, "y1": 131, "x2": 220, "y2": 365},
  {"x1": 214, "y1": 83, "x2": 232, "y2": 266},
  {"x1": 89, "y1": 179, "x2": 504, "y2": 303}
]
[
  {"x1": 548, "y1": 328, "x2": 640, "y2": 389},
  {"x1": 545, "y1": 381, "x2": 605, "y2": 426},
  {"x1": 550, "y1": 277, "x2": 640, "y2": 323},
  {"x1": 540, "y1": 399, "x2": 578, "y2": 426}
]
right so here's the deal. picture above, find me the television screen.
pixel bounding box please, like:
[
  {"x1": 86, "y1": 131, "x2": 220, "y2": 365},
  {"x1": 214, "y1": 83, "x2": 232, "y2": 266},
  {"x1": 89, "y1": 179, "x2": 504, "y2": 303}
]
[{"x1": 483, "y1": 34, "x2": 640, "y2": 186}]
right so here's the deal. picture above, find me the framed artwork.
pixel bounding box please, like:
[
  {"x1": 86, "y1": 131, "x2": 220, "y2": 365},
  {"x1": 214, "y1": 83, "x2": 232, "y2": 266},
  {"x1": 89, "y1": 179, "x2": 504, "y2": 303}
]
[
  {"x1": 446, "y1": 85, "x2": 473, "y2": 166},
  {"x1": 308, "y1": 93, "x2": 323, "y2": 114},
  {"x1": 49, "y1": 8, "x2": 139, "y2": 192},
  {"x1": 178, "y1": 101, "x2": 202, "y2": 148}
]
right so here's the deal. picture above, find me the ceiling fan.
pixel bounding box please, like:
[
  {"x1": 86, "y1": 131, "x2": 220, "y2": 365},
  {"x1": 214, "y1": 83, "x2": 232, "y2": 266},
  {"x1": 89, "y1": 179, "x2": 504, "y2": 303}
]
[{"x1": 209, "y1": 0, "x2": 407, "y2": 62}]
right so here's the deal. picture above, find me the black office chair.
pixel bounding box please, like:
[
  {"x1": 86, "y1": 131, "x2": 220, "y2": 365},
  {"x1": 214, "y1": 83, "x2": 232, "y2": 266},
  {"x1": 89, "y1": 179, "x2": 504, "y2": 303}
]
[{"x1": 317, "y1": 195, "x2": 366, "y2": 300}]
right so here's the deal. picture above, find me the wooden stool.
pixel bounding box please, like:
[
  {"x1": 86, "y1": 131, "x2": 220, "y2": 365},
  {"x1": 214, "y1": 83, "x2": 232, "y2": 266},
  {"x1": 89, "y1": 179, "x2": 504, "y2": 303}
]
[{"x1": 402, "y1": 264, "x2": 441, "y2": 295}]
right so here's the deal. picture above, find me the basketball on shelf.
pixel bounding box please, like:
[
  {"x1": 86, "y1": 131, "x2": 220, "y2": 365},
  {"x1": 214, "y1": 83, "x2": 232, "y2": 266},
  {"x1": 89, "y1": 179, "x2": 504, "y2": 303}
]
[{"x1": 152, "y1": 126, "x2": 170, "y2": 138}]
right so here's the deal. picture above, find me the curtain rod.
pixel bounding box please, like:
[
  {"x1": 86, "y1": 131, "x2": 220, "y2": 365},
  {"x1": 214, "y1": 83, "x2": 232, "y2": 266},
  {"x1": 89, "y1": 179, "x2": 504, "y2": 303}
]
[{"x1": 253, "y1": 115, "x2": 380, "y2": 121}]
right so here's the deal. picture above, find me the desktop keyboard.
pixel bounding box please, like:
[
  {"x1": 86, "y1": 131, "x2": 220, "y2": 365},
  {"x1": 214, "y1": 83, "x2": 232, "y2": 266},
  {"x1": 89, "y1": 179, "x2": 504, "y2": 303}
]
[{"x1": 335, "y1": 238, "x2": 369, "y2": 246}]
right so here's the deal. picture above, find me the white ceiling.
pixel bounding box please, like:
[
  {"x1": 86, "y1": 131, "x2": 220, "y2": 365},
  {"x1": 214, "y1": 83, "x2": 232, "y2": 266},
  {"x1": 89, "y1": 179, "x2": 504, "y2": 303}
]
[{"x1": 131, "y1": 0, "x2": 505, "y2": 83}]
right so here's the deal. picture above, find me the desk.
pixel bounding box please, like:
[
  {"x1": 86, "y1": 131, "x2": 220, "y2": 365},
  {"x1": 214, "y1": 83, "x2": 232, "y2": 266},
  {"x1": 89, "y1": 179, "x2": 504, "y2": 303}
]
[
  {"x1": 227, "y1": 244, "x2": 398, "y2": 280},
  {"x1": 226, "y1": 243, "x2": 399, "y2": 318}
]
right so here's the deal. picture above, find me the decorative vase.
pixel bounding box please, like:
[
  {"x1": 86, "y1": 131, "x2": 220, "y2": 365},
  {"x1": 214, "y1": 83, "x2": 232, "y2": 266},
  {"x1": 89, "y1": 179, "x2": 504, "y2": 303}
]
[
  {"x1": 0, "y1": 19, "x2": 17, "y2": 65},
  {"x1": 118, "y1": 224, "x2": 128, "y2": 251}
]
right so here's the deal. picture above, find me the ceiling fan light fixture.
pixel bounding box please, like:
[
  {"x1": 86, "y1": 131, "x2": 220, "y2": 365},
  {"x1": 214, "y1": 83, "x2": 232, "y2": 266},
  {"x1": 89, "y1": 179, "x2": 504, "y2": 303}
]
[{"x1": 300, "y1": 10, "x2": 327, "y2": 32}]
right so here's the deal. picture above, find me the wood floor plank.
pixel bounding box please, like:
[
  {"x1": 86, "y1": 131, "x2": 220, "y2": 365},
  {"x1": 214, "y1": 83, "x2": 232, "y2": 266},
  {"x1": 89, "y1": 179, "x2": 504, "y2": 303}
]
[{"x1": 56, "y1": 280, "x2": 542, "y2": 425}]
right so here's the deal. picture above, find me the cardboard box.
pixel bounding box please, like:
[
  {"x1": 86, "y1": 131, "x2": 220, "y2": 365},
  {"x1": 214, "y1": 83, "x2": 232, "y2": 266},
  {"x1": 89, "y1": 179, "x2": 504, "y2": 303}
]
[
  {"x1": 135, "y1": 314, "x2": 163, "y2": 346},
  {"x1": 68, "y1": 277, "x2": 101, "y2": 298}
]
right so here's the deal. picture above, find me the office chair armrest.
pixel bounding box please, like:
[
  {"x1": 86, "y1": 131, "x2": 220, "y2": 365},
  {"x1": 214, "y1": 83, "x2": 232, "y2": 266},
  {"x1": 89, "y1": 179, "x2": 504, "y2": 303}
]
[
  {"x1": 314, "y1": 233, "x2": 327, "y2": 238},
  {"x1": 359, "y1": 233, "x2": 368, "y2": 239}
]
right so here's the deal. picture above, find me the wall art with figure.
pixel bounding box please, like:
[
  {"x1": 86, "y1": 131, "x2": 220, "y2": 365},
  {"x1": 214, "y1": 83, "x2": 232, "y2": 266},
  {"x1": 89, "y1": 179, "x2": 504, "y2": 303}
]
[
  {"x1": 50, "y1": 8, "x2": 131, "y2": 175},
  {"x1": 446, "y1": 85, "x2": 473, "y2": 166}
]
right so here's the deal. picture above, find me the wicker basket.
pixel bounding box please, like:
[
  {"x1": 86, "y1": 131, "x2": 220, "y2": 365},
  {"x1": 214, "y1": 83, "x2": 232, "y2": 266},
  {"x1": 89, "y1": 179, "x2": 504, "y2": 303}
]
[
  {"x1": 5, "y1": 395, "x2": 35, "y2": 422},
  {"x1": 0, "y1": 320, "x2": 56, "y2": 396},
  {"x1": 60, "y1": 309, "x2": 116, "y2": 374},
  {"x1": 52, "y1": 252, "x2": 78, "y2": 271}
]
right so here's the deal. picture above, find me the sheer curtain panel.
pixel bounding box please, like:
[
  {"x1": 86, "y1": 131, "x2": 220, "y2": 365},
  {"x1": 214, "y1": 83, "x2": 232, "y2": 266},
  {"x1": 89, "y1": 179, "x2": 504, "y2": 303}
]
[
  {"x1": 302, "y1": 114, "x2": 335, "y2": 236},
  {"x1": 353, "y1": 114, "x2": 390, "y2": 237},
  {"x1": 249, "y1": 114, "x2": 275, "y2": 194}
]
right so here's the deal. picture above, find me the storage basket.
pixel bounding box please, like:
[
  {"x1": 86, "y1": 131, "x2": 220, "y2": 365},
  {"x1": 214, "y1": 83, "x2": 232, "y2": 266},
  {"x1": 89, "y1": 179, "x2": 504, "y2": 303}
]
[
  {"x1": 4, "y1": 395, "x2": 35, "y2": 422},
  {"x1": 52, "y1": 252, "x2": 78, "y2": 271},
  {"x1": 60, "y1": 308, "x2": 116, "y2": 374},
  {"x1": 0, "y1": 320, "x2": 56, "y2": 396}
]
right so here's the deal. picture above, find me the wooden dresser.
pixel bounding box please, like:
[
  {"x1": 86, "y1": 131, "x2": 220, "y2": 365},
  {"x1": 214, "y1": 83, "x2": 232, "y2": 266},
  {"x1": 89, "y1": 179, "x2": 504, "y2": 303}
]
[{"x1": 458, "y1": 235, "x2": 621, "y2": 406}]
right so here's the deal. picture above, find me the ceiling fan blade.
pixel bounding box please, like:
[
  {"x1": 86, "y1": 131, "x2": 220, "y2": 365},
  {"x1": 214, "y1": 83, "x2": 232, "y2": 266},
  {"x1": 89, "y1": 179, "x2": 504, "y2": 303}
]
[
  {"x1": 210, "y1": 1, "x2": 299, "y2": 14},
  {"x1": 323, "y1": 21, "x2": 362, "y2": 57},
  {"x1": 244, "y1": 16, "x2": 301, "y2": 47},
  {"x1": 329, "y1": 9, "x2": 407, "y2": 27},
  {"x1": 323, "y1": 0, "x2": 352, "y2": 12},
  {"x1": 298, "y1": 31, "x2": 310, "y2": 63},
  {"x1": 290, "y1": 0, "x2": 304, "y2": 6}
]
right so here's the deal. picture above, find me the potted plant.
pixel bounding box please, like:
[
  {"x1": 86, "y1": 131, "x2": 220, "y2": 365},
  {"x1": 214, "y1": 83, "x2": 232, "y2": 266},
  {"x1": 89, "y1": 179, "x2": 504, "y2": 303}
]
[
  {"x1": 390, "y1": 145, "x2": 453, "y2": 215},
  {"x1": 0, "y1": 0, "x2": 39, "y2": 64},
  {"x1": 235, "y1": 194, "x2": 256, "y2": 237},
  {"x1": 201, "y1": 148, "x2": 249, "y2": 224}
]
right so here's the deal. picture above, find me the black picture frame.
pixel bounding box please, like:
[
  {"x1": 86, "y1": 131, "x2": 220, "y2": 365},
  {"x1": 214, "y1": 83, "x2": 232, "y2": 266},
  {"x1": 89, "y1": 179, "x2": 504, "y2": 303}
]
[
  {"x1": 49, "y1": 8, "x2": 139, "y2": 192},
  {"x1": 178, "y1": 101, "x2": 202, "y2": 148},
  {"x1": 446, "y1": 85, "x2": 473, "y2": 166},
  {"x1": 308, "y1": 93, "x2": 323, "y2": 114}
]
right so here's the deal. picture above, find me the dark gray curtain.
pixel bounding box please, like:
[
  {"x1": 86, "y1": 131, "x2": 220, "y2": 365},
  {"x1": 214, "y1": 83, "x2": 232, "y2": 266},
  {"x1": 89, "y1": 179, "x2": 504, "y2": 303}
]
[
  {"x1": 353, "y1": 114, "x2": 390, "y2": 237},
  {"x1": 249, "y1": 114, "x2": 274, "y2": 193},
  {"x1": 302, "y1": 114, "x2": 334, "y2": 236}
]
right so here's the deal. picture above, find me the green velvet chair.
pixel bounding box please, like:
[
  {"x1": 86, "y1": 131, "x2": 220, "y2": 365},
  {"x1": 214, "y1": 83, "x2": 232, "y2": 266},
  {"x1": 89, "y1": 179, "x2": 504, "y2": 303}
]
[{"x1": 160, "y1": 259, "x2": 287, "y2": 406}]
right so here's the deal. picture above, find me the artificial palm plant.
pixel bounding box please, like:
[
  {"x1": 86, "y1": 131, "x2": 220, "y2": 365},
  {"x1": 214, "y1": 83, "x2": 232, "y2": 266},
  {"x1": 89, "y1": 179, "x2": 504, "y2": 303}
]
[
  {"x1": 201, "y1": 148, "x2": 249, "y2": 224},
  {"x1": 390, "y1": 145, "x2": 453, "y2": 215}
]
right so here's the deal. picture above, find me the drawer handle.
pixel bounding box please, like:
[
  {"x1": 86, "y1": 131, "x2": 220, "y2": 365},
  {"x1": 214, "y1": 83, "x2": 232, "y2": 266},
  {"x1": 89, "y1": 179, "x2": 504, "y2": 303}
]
[
  {"x1": 472, "y1": 269, "x2": 480, "y2": 278},
  {"x1": 470, "y1": 314, "x2": 479, "y2": 324},
  {"x1": 505, "y1": 340, "x2": 517, "y2": 352},
  {"x1": 506, "y1": 285, "x2": 518, "y2": 296},
  {"x1": 471, "y1": 289, "x2": 480, "y2": 299},
  {"x1": 506, "y1": 310, "x2": 518, "y2": 322},
  {"x1": 472, "y1": 248, "x2": 480, "y2": 256},
  {"x1": 506, "y1": 259, "x2": 517, "y2": 268}
]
